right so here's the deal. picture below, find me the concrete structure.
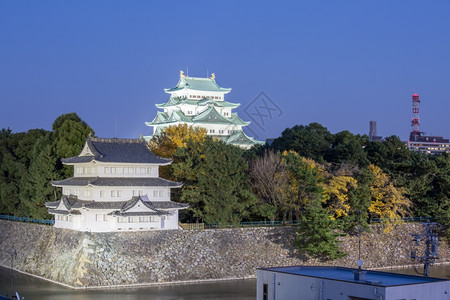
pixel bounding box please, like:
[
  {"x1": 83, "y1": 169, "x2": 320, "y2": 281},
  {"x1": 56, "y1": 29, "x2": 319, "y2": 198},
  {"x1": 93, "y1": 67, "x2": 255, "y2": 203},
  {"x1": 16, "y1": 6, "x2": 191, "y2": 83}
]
[
  {"x1": 45, "y1": 137, "x2": 187, "y2": 232},
  {"x1": 145, "y1": 71, "x2": 263, "y2": 149},
  {"x1": 257, "y1": 266, "x2": 450, "y2": 300}
]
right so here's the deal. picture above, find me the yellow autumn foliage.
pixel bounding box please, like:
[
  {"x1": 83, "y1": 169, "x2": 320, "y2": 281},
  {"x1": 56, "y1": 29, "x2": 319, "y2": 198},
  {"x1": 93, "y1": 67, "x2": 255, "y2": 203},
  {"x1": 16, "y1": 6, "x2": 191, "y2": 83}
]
[
  {"x1": 279, "y1": 150, "x2": 358, "y2": 220},
  {"x1": 367, "y1": 164, "x2": 411, "y2": 233},
  {"x1": 148, "y1": 124, "x2": 207, "y2": 158},
  {"x1": 324, "y1": 175, "x2": 357, "y2": 219}
]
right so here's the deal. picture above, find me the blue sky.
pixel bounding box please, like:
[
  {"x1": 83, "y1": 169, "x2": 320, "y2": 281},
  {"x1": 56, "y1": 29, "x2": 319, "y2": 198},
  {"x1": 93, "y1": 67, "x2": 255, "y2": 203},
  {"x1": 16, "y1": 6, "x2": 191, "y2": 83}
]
[{"x1": 1, "y1": 1, "x2": 449, "y2": 141}]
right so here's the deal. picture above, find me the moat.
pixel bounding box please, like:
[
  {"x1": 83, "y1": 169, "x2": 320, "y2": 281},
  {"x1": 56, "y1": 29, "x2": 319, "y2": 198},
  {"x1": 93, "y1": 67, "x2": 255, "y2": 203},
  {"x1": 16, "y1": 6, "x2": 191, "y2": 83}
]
[{"x1": 1, "y1": 265, "x2": 449, "y2": 300}]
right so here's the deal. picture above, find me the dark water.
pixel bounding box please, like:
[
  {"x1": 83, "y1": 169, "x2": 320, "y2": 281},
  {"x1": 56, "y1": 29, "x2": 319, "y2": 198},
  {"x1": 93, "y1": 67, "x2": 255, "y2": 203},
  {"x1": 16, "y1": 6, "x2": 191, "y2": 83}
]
[
  {"x1": 0, "y1": 267, "x2": 255, "y2": 300},
  {"x1": 1, "y1": 264, "x2": 449, "y2": 300}
]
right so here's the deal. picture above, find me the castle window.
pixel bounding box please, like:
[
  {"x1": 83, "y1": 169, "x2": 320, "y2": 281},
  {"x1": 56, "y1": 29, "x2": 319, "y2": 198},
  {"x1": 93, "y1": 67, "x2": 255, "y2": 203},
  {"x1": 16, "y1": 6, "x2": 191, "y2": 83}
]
[
  {"x1": 210, "y1": 129, "x2": 215, "y2": 134},
  {"x1": 139, "y1": 216, "x2": 149, "y2": 222},
  {"x1": 136, "y1": 167, "x2": 146, "y2": 174},
  {"x1": 96, "y1": 214, "x2": 106, "y2": 222},
  {"x1": 219, "y1": 130, "x2": 224, "y2": 134},
  {"x1": 100, "y1": 191, "x2": 105, "y2": 198},
  {"x1": 104, "y1": 167, "x2": 110, "y2": 174},
  {"x1": 159, "y1": 190, "x2": 164, "y2": 197}
]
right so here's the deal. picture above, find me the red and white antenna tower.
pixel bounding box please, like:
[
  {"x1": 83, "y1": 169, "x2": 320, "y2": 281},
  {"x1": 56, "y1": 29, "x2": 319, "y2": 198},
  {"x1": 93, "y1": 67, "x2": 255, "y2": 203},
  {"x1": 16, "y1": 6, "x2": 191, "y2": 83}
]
[{"x1": 411, "y1": 93, "x2": 420, "y2": 135}]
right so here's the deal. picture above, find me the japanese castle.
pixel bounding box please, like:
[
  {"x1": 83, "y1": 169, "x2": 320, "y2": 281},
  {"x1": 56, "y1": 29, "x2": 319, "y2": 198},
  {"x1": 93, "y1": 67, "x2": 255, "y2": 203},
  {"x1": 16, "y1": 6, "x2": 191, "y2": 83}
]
[
  {"x1": 45, "y1": 137, "x2": 188, "y2": 232},
  {"x1": 145, "y1": 71, "x2": 263, "y2": 149}
]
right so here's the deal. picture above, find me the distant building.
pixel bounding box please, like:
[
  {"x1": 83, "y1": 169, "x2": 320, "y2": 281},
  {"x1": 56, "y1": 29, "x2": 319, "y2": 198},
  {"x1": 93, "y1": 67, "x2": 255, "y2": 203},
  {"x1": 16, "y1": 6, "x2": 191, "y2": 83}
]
[
  {"x1": 145, "y1": 71, "x2": 263, "y2": 149},
  {"x1": 45, "y1": 137, "x2": 188, "y2": 232},
  {"x1": 257, "y1": 266, "x2": 450, "y2": 300},
  {"x1": 407, "y1": 132, "x2": 450, "y2": 155},
  {"x1": 369, "y1": 120, "x2": 382, "y2": 141}
]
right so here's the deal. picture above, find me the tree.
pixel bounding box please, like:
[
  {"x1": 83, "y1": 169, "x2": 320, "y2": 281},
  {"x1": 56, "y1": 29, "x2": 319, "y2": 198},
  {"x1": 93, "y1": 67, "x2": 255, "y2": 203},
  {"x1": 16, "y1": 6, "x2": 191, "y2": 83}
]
[
  {"x1": 427, "y1": 154, "x2": 450, "y2": 238},
  {"x1": 52, "y1": 113, "x2": 94, "y2": 178},
  {"x1": 20, "y1": 133, "x2": 58, "y2": 219},
  {"x1": 248, "y1": 150, "x2": 286, "y2": 220},
  {"x1": 148, "y1": 124, "x2": 207, "y2": 181},
  {"x1": 292, "y1": 156, "x2": 345, "y2": 260},
  {"x1": 367, "y1": 164, "x2": 412, "y2": 232},
  {"x1": 323, "y1": 172, "x2": 358, "y2": 220},
  {"x1": 173, "y1": 138, "x2": 257, "y2": 224},
  {"x1": 0, "y1": 129, "x2": 47, "y2": 216},
  {"x1": 270, "y1": 123, "x2": 332, "y2": 162},
  {"x1": 365, "y1": 135, "x2": 413, "y2": 183},
  {"x1": 148, "y1": 124, "x2": 207, "y2": 159},
  {"x1": 325, "y1": 130, "x2": 370, "y2": 167}
]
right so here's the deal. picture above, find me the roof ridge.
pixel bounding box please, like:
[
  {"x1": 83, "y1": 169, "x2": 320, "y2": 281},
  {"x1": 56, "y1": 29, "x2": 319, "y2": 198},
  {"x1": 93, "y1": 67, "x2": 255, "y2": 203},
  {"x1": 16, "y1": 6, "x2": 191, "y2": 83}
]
[{"x1": 90, "y1": 137, "x2": 144, "y2": 144}]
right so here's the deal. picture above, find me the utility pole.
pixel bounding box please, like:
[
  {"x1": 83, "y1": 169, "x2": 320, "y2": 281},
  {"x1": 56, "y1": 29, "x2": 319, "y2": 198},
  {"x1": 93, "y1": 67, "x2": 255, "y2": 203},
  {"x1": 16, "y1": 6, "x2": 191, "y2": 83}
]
[{"x1": 410, "y1": 220, "x2": 441, "y2": 277}]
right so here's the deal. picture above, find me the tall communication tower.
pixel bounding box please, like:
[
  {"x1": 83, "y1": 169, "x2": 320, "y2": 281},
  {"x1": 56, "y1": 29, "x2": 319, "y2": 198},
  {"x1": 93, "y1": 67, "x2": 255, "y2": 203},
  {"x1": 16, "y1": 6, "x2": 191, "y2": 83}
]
[{"x1": 411, "y1": 94, "x2": 420, "y2": 139}]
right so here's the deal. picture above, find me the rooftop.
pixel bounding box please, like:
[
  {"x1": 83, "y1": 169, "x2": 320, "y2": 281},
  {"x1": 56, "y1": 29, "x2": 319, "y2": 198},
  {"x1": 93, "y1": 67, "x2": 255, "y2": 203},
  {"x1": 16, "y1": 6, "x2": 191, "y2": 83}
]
[
  {"x1": 51, "y1": 176, "x2": 182, "y2": 188},
  {"x1": 164, "y1": 74, "x2": 231, "y2": 94},
  {"x1": 62, "y1": 137, "x2": 172, "y2": 165},
  {"x1": 260, "y1": 266, "x2": 449, "y2": 287}
]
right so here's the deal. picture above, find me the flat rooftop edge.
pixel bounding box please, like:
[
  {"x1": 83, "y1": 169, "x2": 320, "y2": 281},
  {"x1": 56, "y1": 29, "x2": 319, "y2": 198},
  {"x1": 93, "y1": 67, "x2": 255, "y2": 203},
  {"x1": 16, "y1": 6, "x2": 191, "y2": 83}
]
[{"x1": 258, "y1": 265, "x2": 450, "y2": 287}]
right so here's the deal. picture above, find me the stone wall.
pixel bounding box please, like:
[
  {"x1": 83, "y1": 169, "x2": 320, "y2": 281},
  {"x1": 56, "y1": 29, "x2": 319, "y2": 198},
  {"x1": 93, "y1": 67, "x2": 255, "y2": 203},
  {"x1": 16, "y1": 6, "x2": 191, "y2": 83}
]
[{"x1": 0, "y1": 220, "x2": 448, "y2": 288}]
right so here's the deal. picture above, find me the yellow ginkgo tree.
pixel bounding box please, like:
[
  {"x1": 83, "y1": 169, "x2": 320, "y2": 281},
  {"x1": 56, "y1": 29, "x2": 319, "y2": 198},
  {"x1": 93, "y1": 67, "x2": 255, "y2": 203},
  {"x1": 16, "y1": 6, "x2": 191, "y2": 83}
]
[{"x1": 367, "y1": 164, "x2": 412, "y2": 232}]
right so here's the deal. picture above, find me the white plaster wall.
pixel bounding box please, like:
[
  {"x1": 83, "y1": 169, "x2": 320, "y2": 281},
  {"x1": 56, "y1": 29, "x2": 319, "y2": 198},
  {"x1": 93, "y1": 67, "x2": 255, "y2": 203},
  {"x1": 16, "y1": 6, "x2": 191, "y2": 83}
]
[
  {"x1": 172, "y1": 90, "x2": 226, "y2": 100},
  {"x1": 62, "y1": 183, "x2": 173, "y2": 204}
]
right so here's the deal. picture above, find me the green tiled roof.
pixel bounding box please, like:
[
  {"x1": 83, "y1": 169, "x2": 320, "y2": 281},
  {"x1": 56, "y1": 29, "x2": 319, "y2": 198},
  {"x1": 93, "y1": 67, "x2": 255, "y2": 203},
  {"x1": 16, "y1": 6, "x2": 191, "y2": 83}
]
[
  {"x1": 197, "y1": 98, "x2": 239, "y2": 108},
  {"x1": 147, "y1": 107, "x2": 247, "y2": 127},
  {"x1": 155, "y1": 97, "x2": 181, "y2": 108},
  {"x1": 165, "y1": 76, "x2": 231, "y2": 93},
  {"x1": 147, "y1": 111, "x2": 169, "y2": 125},
  {"x1": 230, "y1": 113, "x2": 250, "y2": 126},
  {"x1": 226, "y1": 130, "x2": 265, "y2": 146},
  {"x1": 192, "y1": 106, "x2": 235, "y2": 124},
  {"x1": 156, "y1": 97, "x2": 240, "y2": 109}
]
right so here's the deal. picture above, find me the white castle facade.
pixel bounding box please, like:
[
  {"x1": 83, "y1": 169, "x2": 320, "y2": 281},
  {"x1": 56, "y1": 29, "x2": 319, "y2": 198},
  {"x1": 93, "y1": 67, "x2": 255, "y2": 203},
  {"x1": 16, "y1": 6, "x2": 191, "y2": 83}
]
[
  {"x1": 145, "y1": 71, "x2": 263, "y2": 149},
  {"x1": 45, "y1": 137, "x2": 187, "y2": 232}
]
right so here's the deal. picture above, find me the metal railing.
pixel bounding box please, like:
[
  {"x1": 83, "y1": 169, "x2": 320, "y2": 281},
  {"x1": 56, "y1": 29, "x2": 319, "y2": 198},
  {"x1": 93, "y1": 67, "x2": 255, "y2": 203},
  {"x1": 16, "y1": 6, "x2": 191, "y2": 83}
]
[
  {"x1": 370, "y1": 216, "x2": 431, "y2": 224},
  {"x1": 0, "y1": 214, "x2": 54, "y2": 225},
  {"x1": 205, "y1": 220, "x2": 300, "y2": 229}
]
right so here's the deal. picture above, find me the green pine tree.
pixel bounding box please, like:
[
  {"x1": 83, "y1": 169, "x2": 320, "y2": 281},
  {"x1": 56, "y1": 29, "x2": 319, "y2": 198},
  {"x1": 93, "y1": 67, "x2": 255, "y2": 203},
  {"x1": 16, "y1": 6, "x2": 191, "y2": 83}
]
[{"x1": 173, "y1": 138, "x2": 257, "y2": 225}]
